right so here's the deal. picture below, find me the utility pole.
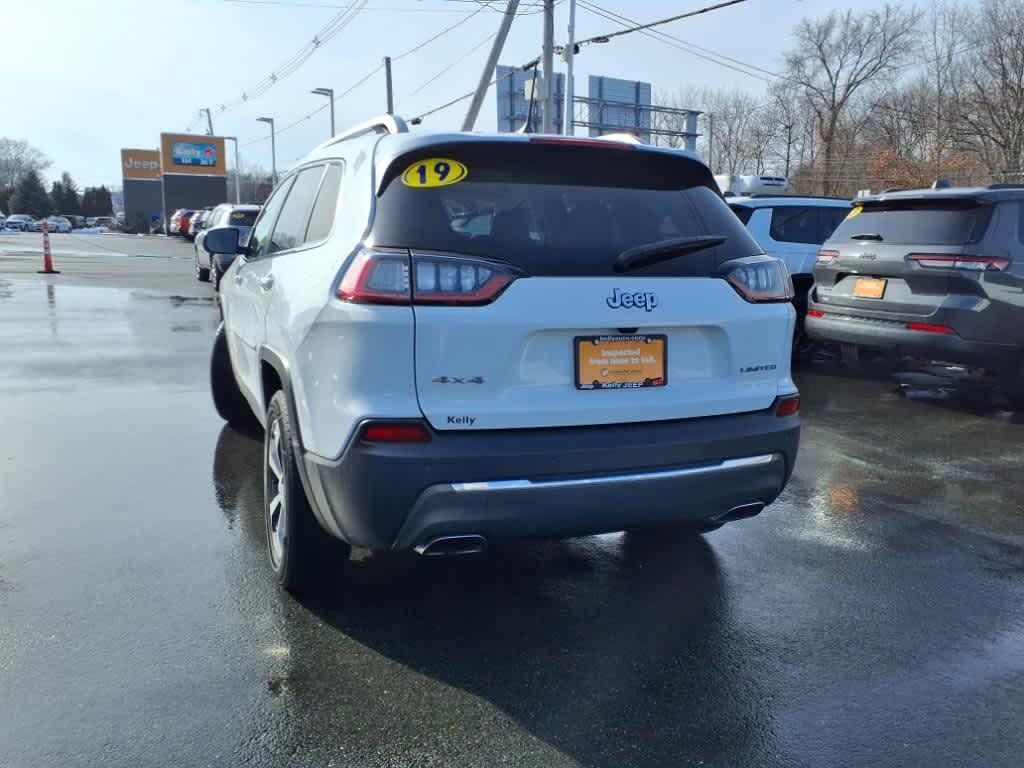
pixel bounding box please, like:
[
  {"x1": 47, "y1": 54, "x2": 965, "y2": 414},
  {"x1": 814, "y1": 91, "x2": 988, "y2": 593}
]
[
  {"x1": 541, "y1": 0, "x2": 555, "y2": 134},
  {"x1": 202, "y1": 107, "x2": 214, "y2": 136},
  {"x1": 224, "y1": 136, "x2": 242, "y2": 203},
  {"x1": 384, "y1": 56, "x2": 394, "y2": 114},
  {"x1": 462, "y1": 0, "x2": 520, "y2": 131},
  {"x1": 563, "y1": 0, "x2": 576, "y2": 135},
  {"x1": 312, "y1": 88, "x2": 336, "y2": 137},
  {"x1": 257, "y1": 117, "x2": 277, "y2": 186},
  {"x1": 706, "y1": 112, "x2": 714, "y2": 170}
]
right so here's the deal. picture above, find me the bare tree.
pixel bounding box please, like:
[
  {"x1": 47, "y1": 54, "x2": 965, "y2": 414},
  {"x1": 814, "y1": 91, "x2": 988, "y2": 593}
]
[
  {"x1": 783, "y1": 4, "x2": 920, "y2": 194},
  {"x1": 0, "y1": 138, "x2": 50, "y2": 190}
]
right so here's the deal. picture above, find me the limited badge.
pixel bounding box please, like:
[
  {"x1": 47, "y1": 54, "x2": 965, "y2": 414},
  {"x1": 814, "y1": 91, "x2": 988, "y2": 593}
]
[{"x1": 401, "y1": 158, "x2": 468, "y2": 188}]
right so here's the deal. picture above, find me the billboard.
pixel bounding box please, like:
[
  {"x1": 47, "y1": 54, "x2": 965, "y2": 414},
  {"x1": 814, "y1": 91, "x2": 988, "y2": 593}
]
[
  {"x1": 159, "y1": 133, "x2": 227, "y2": 176},
  {"x1": 585, "y1": 76, "x2": 653, "y2": 142},
  {"x1": 121, "y1": 149, "x2": 161, "y2": 180},
  {"x1": 496, "y1": 66, "x2": 564, "y2": 134}
]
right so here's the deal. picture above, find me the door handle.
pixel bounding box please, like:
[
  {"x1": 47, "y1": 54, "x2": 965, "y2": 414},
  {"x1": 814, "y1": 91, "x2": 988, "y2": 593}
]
[{"x1": 259, "y1": 275, "x2": 275, "y2": 291}]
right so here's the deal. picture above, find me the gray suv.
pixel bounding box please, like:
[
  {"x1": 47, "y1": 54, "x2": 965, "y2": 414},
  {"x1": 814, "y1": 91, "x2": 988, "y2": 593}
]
[{"x1": 806, "y1": 186, "x2": 1024, "y2": 405}]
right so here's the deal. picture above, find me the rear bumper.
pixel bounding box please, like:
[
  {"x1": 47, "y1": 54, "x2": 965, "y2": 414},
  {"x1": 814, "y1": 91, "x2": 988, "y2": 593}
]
[
  {"x1": 301, "y1": 406, "x2": 800, "y2": 552},
  {"x1": 805, "y1": 306, "x2": 1017, "y2": 370}
]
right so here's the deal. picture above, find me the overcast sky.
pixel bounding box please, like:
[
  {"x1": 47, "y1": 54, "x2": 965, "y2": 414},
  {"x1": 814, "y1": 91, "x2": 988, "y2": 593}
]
[{"x1": 5, "y1": 0, "x2": 922, "y2": 188}]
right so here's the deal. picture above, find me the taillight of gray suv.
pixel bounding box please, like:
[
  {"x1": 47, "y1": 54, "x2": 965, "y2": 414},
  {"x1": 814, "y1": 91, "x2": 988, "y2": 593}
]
[{"x1": 806, "y1": 186, "x2": 1024, "y2": 406}]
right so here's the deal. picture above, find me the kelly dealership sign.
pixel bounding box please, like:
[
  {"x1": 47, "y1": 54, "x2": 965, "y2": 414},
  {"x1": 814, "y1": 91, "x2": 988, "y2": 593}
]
[
  {"x1": 159, "y1": 133, "x2": 227, "y2": 176},
  {"x1": 121, "y1": 149, "x2": 161, "y2": 180}
]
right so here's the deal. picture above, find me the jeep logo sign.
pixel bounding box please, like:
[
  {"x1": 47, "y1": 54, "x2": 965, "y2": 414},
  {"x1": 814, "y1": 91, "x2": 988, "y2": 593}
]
[
  {"x1": 606, "y1": 288, "x2": 659, "y2": 311},
  {"x1": 120, "y1": 148, "x2": 161, "y2": 180}
]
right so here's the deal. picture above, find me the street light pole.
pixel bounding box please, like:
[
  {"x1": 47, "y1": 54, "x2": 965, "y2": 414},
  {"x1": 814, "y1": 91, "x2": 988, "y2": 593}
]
[
  {"x1": 257, "y1": 117, "x2": 277, "y2": 186},
  {"x1": 541, "y1": 0, "x2": 555, "y2": 134},
  {"x1": 223, "y1": 136, "x2": 242, "y2": 204},
  {"x1": 311, "y1": 88, "x2": 335, "y2": 137},
  {"x1": 563, "y1": 0, "x2": 575, "y2": 135}
]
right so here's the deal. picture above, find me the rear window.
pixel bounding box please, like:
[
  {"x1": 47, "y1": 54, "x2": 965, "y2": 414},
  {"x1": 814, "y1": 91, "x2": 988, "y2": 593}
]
[
  {"x1": 372, "y1": 143, "x2": 760, "y2": 277},
  {"x1": 228, "y1": 209, "x2": 258, "y2": 227},
  {"x1": 829, "y1": 199, "x2": 993, "y2": 245},
  {"x1": 769, "y1": 205, "x2": 850, "y2": 245}
]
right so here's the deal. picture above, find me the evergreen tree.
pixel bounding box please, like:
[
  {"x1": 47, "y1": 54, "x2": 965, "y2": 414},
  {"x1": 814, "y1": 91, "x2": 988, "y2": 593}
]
[
  {"x1": 60, "y1": 172, "x2": 80, "y2": 214},
  {"x1": 9, "y1": 170, "x2": 51, "y2": 217},
  {"x1": 50, "y1": 180, "x2": 65, "y2": 214}
]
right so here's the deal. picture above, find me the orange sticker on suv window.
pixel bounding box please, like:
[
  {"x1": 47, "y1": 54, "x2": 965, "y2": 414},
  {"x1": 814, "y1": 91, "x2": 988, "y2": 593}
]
[
  {"x1": 401, "y1": 158, "x2": 468, "y2": 188},
  {"x1": 846, "y1": 205, "x2": 863, "y2": 219}
]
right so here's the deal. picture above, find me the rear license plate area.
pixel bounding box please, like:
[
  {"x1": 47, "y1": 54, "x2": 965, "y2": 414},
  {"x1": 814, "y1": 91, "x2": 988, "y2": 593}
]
[
  {"x1": 575, "y1": 334, "x2": 667, "y2": 390},
  {"x1": 852, "y1": 277, "x2": 887, "y2": 299}
]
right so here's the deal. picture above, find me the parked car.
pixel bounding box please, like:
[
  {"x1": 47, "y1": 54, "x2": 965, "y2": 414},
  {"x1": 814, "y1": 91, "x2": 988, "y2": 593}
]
[
  {"x1": 0, "y1": 214, "x2": 6, "y2": 229},
  {"x1": 187, "y1": 207, "x2": 214, "y2": 242},
  {"x1": 807, "y1": 185, "x2": 1024, "y2": 407},
  {"x1": 85, "y1": 217, "x2": 97, "y2": 227},
  {"x1": 61, "y1": 214, "x2": 86, "y2": 229},
  {"x1": 92, "y1": 216, "x2": 114, "y2": 230},
  {"x1": 728, "y1": 196, "x2": 852, "y2": 337},
  {"x1": 194, "y1": 203, "x2": 260, "y2": 289},
  {"x1": 5, "y1": 214, "x2": 34, "y2": 231},
  {"x1": 46, "y1": 216, "x2": 72, "y2": 233},
  {"x1": 169, "y1": 209, "x2": 195, "y2": 236},
  {"x1": 203, "y1": 117, "x2": 801, "y2": 593}
]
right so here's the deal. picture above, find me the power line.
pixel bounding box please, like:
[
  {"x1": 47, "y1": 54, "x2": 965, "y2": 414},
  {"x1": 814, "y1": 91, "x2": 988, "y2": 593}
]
[
  {"x1": 412, "y1": 57, "x2": 538, "y2": 123},
  {"x1": 404, "y1": 30, "x2": 499, "y2": 100},
  {"x1": 577, "y1": 0, "x2": 782, "y2": 83},
  {"x1": 576, "y1": 0, "x2": 751, "y2": 47},
  {"x1": 224, "y1": 0, "x2": 485, "y2": 10}
]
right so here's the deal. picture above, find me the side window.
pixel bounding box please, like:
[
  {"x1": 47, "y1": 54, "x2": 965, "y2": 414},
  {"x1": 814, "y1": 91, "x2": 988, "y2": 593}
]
[
  {"x1": 268, "y1": 166, "x2": 325, "y2": 254},
  {"x1": 729, "y1": 204, "x2": 754, "y2": 225},
  {"x1": 770, "y1": 206, "x2": 820, "y2": 245},
  {"x1": 304, "y1": 162, "x2": 344, "y2": 244},
  {"x1": 248, "y1": 177, "x2": 295, "y2": 259}
]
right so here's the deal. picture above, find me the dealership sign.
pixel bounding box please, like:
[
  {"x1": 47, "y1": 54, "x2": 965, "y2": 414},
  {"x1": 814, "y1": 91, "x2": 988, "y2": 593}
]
[
  {"x1": 171, "y1": 141, "x2": 218, "y2": 167},
  {"x1": 121, "y1": 149, "x2": 161, "y2": 180},
  {"x1": 159, "y1": 133, "x2": 227, "y2": 176}
]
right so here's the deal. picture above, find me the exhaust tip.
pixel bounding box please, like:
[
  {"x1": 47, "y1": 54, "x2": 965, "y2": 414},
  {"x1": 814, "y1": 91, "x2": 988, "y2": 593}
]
[
  {"x1": 415, "y1": 534, "x2": 488, "y2": 557},
  {"x1": 718, "y1": 501, "x2": 766, "y2": 522}
]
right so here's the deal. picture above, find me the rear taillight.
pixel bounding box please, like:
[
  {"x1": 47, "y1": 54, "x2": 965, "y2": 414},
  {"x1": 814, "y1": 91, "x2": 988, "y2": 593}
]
[
  {"x1": 721, "y1": 256, "x2": 794, "y2": 303},
  {"x1": 817, "y1": 249, "x2": 839, "y2": 264},
  {"x1": 907, "y1": 254, "x2": 1010, "y2": 271},
  {"x1": 360, "y1": 420, "x2": 432, "y2": 442},
  {"x1": 336, "y1": 248, "x2": 519, "y2": 306},
  {"x1": 807, "y1": 309, "x2": 825, "y2": 318},
  {"x1": 775, "y1": 395, "x2": 800, "y2": 417},
  {"x1": 906, "y1": 322, "x2": 956, "y2": 335}
]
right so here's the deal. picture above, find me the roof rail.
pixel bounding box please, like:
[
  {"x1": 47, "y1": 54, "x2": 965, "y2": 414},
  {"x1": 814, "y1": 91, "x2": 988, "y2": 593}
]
[{"x1": 312, "y1": 114, "x2": 409, "y2": 153}]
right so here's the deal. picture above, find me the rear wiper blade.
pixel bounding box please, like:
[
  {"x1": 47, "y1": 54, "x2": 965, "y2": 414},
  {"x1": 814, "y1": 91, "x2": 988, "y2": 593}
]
[
  {"x1": 851, "y1": 233, "x2": 883, "y2": 241},
  {"x1": 614, "y1": 236, "x2": 727, "y2": 273}
]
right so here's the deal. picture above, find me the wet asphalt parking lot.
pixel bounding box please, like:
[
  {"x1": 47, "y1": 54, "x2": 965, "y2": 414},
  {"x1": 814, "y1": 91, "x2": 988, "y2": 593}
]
[{"x1": 1, "y1": 233, "x2": 1023, "y2": 768}]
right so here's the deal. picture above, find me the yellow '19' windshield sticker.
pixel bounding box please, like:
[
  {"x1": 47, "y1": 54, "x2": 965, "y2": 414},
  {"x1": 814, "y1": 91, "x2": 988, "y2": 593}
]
[
  {"x1": 401, "y1": 158, "x2": 468, "y2": 188},
  {"x1": 846, "y1": 205, "x2": 863, "y2": 219}
]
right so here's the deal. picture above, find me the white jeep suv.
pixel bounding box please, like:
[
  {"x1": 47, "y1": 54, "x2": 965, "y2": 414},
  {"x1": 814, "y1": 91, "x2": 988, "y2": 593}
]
[{"x1": 204, "y1": 116, "x2": 801, "y2": 593}]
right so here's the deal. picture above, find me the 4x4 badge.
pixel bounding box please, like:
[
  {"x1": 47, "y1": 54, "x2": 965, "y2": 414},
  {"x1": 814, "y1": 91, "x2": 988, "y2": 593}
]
[{"x1": 606, "y1": 288, "x2": 659, "y2": 311}]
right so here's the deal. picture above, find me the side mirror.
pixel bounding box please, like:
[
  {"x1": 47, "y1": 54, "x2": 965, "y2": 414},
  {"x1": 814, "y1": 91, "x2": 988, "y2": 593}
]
[{"x1": 202, "y1": 226, "x2": 242, "y2": 256}]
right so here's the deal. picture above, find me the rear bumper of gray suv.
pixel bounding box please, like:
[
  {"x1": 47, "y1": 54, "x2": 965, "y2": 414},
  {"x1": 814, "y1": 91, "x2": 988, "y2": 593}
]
[
  {"x1": 300, "y1": 406, "x2": 800, "y2": 552},
  {"x1": 805, "y1": 302, "x2": 1018, "y2": 370}
]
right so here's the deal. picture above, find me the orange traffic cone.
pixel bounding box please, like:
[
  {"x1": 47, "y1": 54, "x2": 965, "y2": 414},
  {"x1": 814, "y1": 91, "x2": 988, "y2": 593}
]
[{"x1": 38, "y1": 219, "x2": 60, "y2": 274}]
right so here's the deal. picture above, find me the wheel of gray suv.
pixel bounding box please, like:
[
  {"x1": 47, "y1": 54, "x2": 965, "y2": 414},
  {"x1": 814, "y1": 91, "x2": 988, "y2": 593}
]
[
  {"x1": 210, "y1": 323, "x2": 258, "y2": 431},
  {"x1": 195, "y1": 252, "x2": 210, "y2": 282},
  {"x1": 210, "y1": 259, "x2": 221, "y2": 291},
  {"x1": 264, "y1": 390, "x2": 350, "y2": 594}
]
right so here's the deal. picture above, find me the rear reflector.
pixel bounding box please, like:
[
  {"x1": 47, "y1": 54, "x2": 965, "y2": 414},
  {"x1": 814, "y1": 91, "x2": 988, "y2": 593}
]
[
  {"x1": 816, "y1": 249, "x2": 839, "y2": 264},
  {"x1": 807, "y1": 309, "x2": 825, "y2": 318},
  {"x1": 775, "y1": 396, "x2": 800, "y2": 417},
  {"x1": 361, "y1": 421, "x2": 432, "y2": 442},
  {"x1": 908, "y1": 254, "x2": 1010, "y2": 271},
  {"x1": 906, "y1": 322, "x2": 956, "y2": 335}
]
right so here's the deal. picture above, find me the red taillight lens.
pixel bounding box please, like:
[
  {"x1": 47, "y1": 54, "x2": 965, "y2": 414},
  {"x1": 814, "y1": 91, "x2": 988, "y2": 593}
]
[
  {"x1": 906, "y1": 322, "x2": 956, "y2": 335},
  {"x1": 807, "y1": 309, "x2": 825, "y2": 318},
  {"x1": 775, "y1": 395, "x2": 800, "y2": 417},
  {"x1": 337, "y1": 248, "x2": 518, "y2": 306},
  {"x1": 361, "y1": 421, "x2": 432, "y2": 442},
  {"x1": 907, "y1": 254, "x2": 1009, "y2": 271},
  {"x1": 721, "y1": 256, "x2": 794, "y2": 303},
  {"x1": 817, "y1": 249, "x2": 839, "y2": 264}
]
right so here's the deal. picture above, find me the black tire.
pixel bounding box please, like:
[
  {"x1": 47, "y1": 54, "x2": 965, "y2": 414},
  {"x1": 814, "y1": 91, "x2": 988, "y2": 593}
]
[
  {"x1": 210, "y1": 258, "x2": 221, "y2": 291},
  {"x1": 264, "y1": 390, "x2": 350, "y2": 594},
  {"x1": 1000, "y1": 358, "x2": 1024, "y2": 411},
  {"x1": 210, "y1": 323, "x2": 258, "y2": 431},
  {"x1": 195, "y1": 251, "x2": 210, "y2": 282}
]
